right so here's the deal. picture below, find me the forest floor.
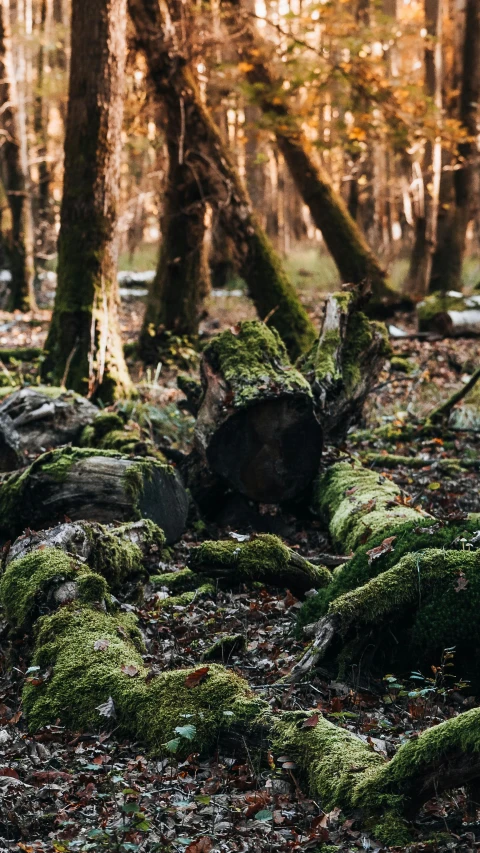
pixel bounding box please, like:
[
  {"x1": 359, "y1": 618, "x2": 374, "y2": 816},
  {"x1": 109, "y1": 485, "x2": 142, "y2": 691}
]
[{"x1": 2, "y1": 281, "x2": 480, "y2": 853}]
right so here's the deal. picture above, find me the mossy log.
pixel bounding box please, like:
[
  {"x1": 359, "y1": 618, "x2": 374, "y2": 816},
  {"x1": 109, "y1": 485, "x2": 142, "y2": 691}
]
[
  {"x1": 298, "y1": 292, "x2": 390, "y2": 440},
  {"x1": 0, "y1": 386, "x2": 98, "y2": 471},
  {"x1": 188, "y1": 534, "x2": 331, "y2": 594},
  {"x1": 194, "y1": 321, "x2": 322, "y2": 503},
  {"x1": 287, "y1": 458, "x2": 480, "y2": 681},
  {"x1": 0, "y1": 447, "x2": 189, "y2": 544},
  {"x1": 417, "y1": 291, "x2": 480, "y2": 334},
  {"x1": 3, "y1": 498, "x2": 480, "y2": 843},
  {"x1": 79, "y1": 409, "x2": 166, "y2": 461}
]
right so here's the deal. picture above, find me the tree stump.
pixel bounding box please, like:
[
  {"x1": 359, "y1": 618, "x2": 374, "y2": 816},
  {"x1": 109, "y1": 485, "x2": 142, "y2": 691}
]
[
  {"x1": 194, "y1": 321, "x2": 322, "y2": 503},
  {"x1": 0, "y1": 386, "x2": 98, "y2": 471}
]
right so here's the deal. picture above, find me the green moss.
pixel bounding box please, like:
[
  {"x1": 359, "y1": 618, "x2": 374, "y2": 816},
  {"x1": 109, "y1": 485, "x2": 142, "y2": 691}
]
[
  {"x1": 155, "y1": 583, "x2": 215, "y2": 608},
  {"x1": 313, "y1": 461, "x2": 426, "y2": 552},
  {"x1": 190, "y1": 534, "x2": 330, "y2": 589},
  {"x1": 417, "y1": 291, "x2": 468, "y2": 330},
  {"x1": 90, "y1": 520, "x2": 165, "y2": 588},
  {"x1": 23, "y1": 605, "x2": 147, "y2": 733},
  {"x1": 150, "y1": 568, "x2": 200, "y2": 592},
  {"x1": 202, "y1": 634, "x2": 247, "y2": 661},
  {"x1": 137, "y1": 663, "x2": 266, "y2": 752},
  {"x1": 390, "y1": 356, "x2": 416, "y2": 374},
  {"x1": 314, "y1": 329, "x2": 341, "y2": 383},
  {"x1": 0, "y1": 548, "x2": 107, "y2": 629},
  {"x1": 203, "y1": 321, "x2": 312, "y2": 408},
  {"x1": 92, "y1": 412, "x2": 125, "y2": 439},
  {"x1": 342, "y1": 314, "x2": 390, "y2": 394},
  {"x1": 297, "y1": 517, "x2": 480, "y2": 631}
]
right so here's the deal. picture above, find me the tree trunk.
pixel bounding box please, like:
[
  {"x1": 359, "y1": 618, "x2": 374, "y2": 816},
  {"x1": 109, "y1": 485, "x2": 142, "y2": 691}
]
[
  {"x1": 128, "y1": 0, "x2": 316, "y2": 360},
  {"x1": 406, "y1": 0, "x2": 443, "y2": 298},
  {"x1": 41, "y1": 0, "x2": 131, "y2": 401},
  {"x1": 221, "y1": 0, "x2": 397, "y2": 305},
  {"x1": 428, "y1": 0, "x2": 480, "y2": 292},
  {"x1": 0, "y1": 0, "x2": 37, "y2": 312},
  {"x1": 193, "y1": 321, "x2": 322, "y2": 503},
  {"x1": 33, "y1": 0, "x2": 53, "y2": 246},
  {"x1": 0, "y1": 447, "x2": 189, "y2": 544}
]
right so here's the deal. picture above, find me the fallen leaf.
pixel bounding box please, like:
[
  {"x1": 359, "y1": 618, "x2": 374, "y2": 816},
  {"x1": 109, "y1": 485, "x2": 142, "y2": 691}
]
[
  {"x1": 96, "y1": 696, "x2": 116, "y2": 718},
  {"x1": 302, "y1": 713, "x2": 319, "y2": 728},
  {"x1": 185, "y1": 837, "x2": 212, "y2": 853},
  {"x1": 455, "y1": 572, "x2": 469, "y2": 592},
  {"x1": 94, "y1": 639, "x2": 110, "y2": 651},
  {"x1": 185, "y1": 666, "x2": 209, "y2": 688},
  {"x1": 366, "y1": 535, "x2": 397, "y2": 565},
  {"x1": 121, "y1": 664, "x2": 139, "y2": 677}
]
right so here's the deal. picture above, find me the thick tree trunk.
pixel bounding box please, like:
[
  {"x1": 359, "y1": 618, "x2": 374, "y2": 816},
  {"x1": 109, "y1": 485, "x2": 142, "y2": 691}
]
[
  {"x1": 0, "y1": 447, "x2": 189, "y2": 544},
  {"x1": 193, "y1": 321, "x2": 322, "y2": 503},
  {"x1": 0, "y1": 0, "x2": 37, "y2": 312},
  {"x1": 221, "y1": 0, "x2": 397, "y2": 305},
  {"x1": 0, "y1": 386, "x2": 98, "y2": 471},
  {"x1": 128, "y1": 0, "x2": 316, "y2": 360},
  {"x1": 41, "y1": 0, "x2": 131, "y2": 401}
]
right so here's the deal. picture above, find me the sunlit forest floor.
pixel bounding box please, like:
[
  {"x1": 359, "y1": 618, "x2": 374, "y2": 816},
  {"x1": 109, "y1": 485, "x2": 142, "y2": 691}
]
[{"x1": 2, "y1": 248, "x2": 480, "y2": 851}]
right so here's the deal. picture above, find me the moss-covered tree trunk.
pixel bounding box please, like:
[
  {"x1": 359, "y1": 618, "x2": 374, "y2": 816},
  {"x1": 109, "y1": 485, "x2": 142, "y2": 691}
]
[
  {"x1": 0, "y1": 0, "x2": 37, "y2": 312},
  {"x1": 128, "y1": 0, "x2": 316, "y2": 361},
  {"x1": 41, "y1": 0, "x2": 131, "y2": 401},
  {"x1": 221, "y1": 0, "x2": 397, "y2": 305}
]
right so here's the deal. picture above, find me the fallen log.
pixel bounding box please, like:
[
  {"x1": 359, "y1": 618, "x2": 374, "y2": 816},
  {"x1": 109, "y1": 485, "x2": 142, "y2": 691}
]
[
  {"x1": 0, "y1": 386, "x2": 98, "y2": 470},
  {"x1": 193, "y1": 321, "x2": 322, "y2": 503},
  {"x1": 286, "y1": 459, "x2": 480, "y2": 682},
  {"x1": 417, "y1": 291, "x2": 480, "y2": 335},
  {"x1": 3, "y1": 504, "x2": 480, "y2": 844},
  {"x1": 0, "y1": 447, "x2": 189, "y2": 543},
  {"x1": 298, "y1": 291, "x2": 390, "y2": 440},
  {"x1": 188, "y1": 533, "x2": 331, "y2": 594}
]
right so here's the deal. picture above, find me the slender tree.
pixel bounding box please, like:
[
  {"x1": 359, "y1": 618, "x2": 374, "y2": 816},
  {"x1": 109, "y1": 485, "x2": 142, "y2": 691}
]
[
  {"x1": 221, "y1": 0, "x2": 397, "y2": 304},
  {"x1": 0, "y1": 0, "x2": 37, "y2": 312},
  {"x1": 428, "y1": 0, "x2": 480, "y2": 291},
  {"x1": 41, "y1": 0, "x2": 131, "y2": 400},
  {"x1": 128, "y1": 0, "x2": 317, "y2": 361}
]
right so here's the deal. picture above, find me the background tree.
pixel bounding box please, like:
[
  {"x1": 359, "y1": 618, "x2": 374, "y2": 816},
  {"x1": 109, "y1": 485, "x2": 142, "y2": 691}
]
[{"x1": 41, "y1": 0, "x2": 131, "y2": 400}]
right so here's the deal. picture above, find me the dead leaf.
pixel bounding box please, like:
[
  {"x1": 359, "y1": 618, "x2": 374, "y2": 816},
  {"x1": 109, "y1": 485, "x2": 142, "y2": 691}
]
[
  {"x1": 302, "y1": 713, "x2": 319, "y2": 728},
  {"x1": 96, "y1": 696, "x2": 116, "y2": 718},
  {"x1": 185, "y1": 666, "x2": 209, "y2": 688},
  {"x1": 185, "y1": 838, "x2": 213, "y2": 853},
  {"x1": 121, "y1": 664, "x2": 139, "y2": 677},
  {"x1": 455, "y1": 572, "x2": 469, "y2": 592},
  {"x1": 366, "y1": 536, "x2": 397, "y2": 565},
  {"x1": 94, "y1": 639, "x2": 110, "y2": 651}
]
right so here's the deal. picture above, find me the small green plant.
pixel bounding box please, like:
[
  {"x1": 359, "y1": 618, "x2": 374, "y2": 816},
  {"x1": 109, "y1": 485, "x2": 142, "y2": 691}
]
[{"x1": 383, "y1": 647, "x2": 470, "y2": 721}]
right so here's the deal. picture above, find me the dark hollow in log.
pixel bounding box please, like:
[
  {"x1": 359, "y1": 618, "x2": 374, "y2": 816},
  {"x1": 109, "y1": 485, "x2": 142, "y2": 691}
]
[
  {"x1": 0, "y1": 386, "x2": 98, "y2": 471},
  {"x1": 194, "y1": 322, "x2": 322, "y2": 503},
  {"x1": 0, "y1": 448, "x2": 189, "y2": 544}
]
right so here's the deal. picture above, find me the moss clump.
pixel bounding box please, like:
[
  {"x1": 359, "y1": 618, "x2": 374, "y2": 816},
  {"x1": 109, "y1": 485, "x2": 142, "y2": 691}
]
[
  {"x1": 203, "y1": 321, "x2": 312, "y2": 408},
  {"x1": 80, "y1": 411, "x2": 166, "y2": 461},
  {"x1": 390, "y1": 356, "x2": 416, "y2": 374},
  {"x1": 342, "y1": 314, "x2": 390, "y2": 394},
  {"x1": 90, "y1": 520, "x2": 165, "y2": 588},
  {"x1": 92, "y1": 412, "x2": 125, "y2": 439},
  {"x1": 137, "y1": 664, "x2": 266, "y2": 752},
  {"x1": 190, "y1": 534, "x2": 330, "y2": 589},
  {"x1": 23, "y1": 605, "x2": 146, "y2": 733},
  {"x1": 313, "y1": 461, "x2": 426, "y2": 552},
  {"x1": 0, "y1": 549, "x2": 107, "y2": 629},
  {"x1": 150, "y1": 568, "x2": 200, "y2": 593},
  {"x1": 297, "y1": 517, "x2": 480, "y2": 631},
  {"x1": 155, "y1": 583, "x2": 215, "y2": 608},
  {"x1": 202, "y1": 634, "x2": 247, "y2": 661}
]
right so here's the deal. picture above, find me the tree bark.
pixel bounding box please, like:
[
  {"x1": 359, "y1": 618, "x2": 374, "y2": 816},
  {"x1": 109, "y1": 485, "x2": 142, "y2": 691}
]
[
  {"x1": 128, "y1": 0, "x2": 316, "y2": 360},
  {"x1": 428, "y1": 0, "x2": 480, "y2": 292},
  {"x1": 0, "y1": 447, "x2": 189, "y2": 544},
  {"x1": 193, "y1": 321, "x2": 323, "y2": 503},
  {"x1": 0, "y1": 386, "x2": 98, "y2": 471},
  {"x1": 221, "y1": 0, "x2": 397, "y2": 305},
  {"x1": 41, "y1": 0, "x2": 131, "y2": 401},
  {"x1": 0, "y1": 0, "x2": 37, "y2": 312}
]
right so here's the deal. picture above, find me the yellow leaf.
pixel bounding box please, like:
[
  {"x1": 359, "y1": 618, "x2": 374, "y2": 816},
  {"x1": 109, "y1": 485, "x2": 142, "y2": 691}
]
[{"x1": 238, "y1": 62, "x2": 254, "y2": 73}]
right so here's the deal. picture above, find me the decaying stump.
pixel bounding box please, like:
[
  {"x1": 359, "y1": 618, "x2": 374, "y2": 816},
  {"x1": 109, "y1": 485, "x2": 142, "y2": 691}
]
[
  {"x1": 0, "y1": 447, "x2": 189, "y2": 543},
  {"x1": 188, "y1": 533, "x2": 331, "y2": 594},
  {"x1": 0, "y1": 386, "x2": 98, "y2": 470},
  {"x1": 193, "y1": 321, "x2": 322, "y2": 503},
  {"x1": 298, "y1": 292, "x2": 390, "y2": 440}
]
